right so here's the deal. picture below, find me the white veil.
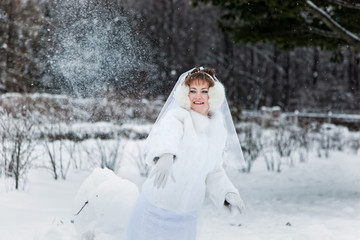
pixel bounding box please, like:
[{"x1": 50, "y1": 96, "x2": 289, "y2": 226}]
[{"x1": 146, "y1": 67, "x2": 246, "y2": 169}]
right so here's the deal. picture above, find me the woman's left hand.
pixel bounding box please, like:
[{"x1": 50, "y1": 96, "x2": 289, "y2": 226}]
[{"x1": 225, "y1": 192, "x2": 246, "y2": 215}]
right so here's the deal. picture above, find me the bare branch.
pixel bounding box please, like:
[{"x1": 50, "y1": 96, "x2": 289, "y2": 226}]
[
  {"x1": 246, "y1": 45, "x2": 286, "y2": 75},
  {"x1": 306, "y1": 0, "x2": 360, "y2": 49},
  {"x1": 306, "y1": 26, "x2": 342, "y2": 39},
  {"x1": 237, "y1": 70, "x2": 265, "y2": 85},
  {"x1": 326, "y1": 0, "x2": 360, "y2": 10}
]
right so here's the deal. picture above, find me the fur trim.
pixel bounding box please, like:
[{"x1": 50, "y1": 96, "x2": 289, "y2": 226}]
[
  {"x1": 208, "y1": 81, "x2": 225, "y2": 111},
  {"x1": 174, "y1": 80, "x2": 225, "y2": 111},
  {"x1": 174, "y1": 84, "x2": 191, "y2": 110},
  {"x1": 190, "y1": 109, "x2": 210, "y2": 134}
]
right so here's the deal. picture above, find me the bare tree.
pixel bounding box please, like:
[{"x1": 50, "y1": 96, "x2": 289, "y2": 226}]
[
  {"x1": 317, "y1": 123, "x2": 332, "y2": 158},
  {"x1": 124, "y1": 140, "x2": 150, "y2": 177},
  {"x1": 64, "y1": 139, "x2": 82, "y2": 170},
  {"x1": 261, "y1": 129, "x2": 279, "y2": 172},
  {"x1": 40, "y1": 121, "x2": 75, "y2": 180},
  {"x1": 348, "y1": 134, "x2": 360, "y2": 155},
  {"x1": 43, "y1": 138, "x2": 60, "y2": 180},
  {"x1": 87, "y1": 137, "x2": 125, "y2": 172},
  {"x1": 273, "y1": 125, "x2": 298, "y2": 172},
  {"x1": 296, "y1": 127, "x2": 312, "y2": 163},
  {"x1": 238, "y1": 123, "x2": 263, "y2": 173},
  {"x1": 0, "y1": 110, "x2": 37, "y2": 189}
]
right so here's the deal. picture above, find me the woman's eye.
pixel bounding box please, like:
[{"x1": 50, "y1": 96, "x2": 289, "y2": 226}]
[
  {"x1": 190, "y1": 90, "x2": 196, "y2": 93},
  {"x1": 202, "y1": 90, "x2": 208, "y2": 93}
]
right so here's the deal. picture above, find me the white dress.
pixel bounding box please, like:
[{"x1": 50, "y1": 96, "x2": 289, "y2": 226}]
[
  {"x1": 126, "y1": 107, "x2": 238, "y2": 240},
  {"x1": 126, "y1": 194, "x2": 197, "y2": 240}
]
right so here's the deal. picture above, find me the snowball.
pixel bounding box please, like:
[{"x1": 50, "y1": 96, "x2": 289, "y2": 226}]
[{"x1": 73, "y1": 168, "x2": 139, "y2": 239}]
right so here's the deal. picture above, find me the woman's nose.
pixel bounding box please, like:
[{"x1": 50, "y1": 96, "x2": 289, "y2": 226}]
[{"x1": 195, "y1": 92, "x2": 202, "y2": 98}]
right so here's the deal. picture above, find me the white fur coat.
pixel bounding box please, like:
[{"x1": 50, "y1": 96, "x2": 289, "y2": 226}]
[{"x1": 142, "y1": 107, "x2": 238, "y2": 213}]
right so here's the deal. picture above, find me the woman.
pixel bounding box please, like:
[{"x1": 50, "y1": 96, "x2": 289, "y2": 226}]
[{"x1": 126, "y1": 67, "x2": 246, "y2": 240}]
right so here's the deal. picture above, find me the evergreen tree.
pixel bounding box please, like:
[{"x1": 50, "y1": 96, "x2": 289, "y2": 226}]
[{"x1": 191, "y1": 0, "x2": 360, "y2": 50}]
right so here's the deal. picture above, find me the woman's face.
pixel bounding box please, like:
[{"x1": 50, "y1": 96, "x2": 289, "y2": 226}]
[{"x1": 188, "y1": 80, "x2": 210, "y2": 115}]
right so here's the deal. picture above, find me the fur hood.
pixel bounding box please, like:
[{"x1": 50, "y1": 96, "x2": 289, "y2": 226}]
[{"x1": 174, "y1": 80, "x2": 225, "y2": 112}]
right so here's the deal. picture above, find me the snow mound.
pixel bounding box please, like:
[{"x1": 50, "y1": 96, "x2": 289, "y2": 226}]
[{"x1": 73, "y1": 168, "x2": 139, "y2": 240}]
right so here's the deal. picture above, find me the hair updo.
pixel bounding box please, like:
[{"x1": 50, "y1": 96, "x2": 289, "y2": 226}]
[{"x1": 184, "y1": 67, "x2": 216, "y2": 87}]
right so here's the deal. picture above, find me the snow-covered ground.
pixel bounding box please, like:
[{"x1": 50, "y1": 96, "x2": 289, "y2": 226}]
[
  {"x1": 0, "y1": 150, "x2": 359, "y2": 240},
  {"x1": 199, "y1": 151, "x2": 360, "y2": 240}
]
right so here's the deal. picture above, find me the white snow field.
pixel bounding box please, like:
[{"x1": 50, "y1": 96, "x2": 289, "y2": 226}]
[{"x1": 0, "y1": 150, "x2": 359, "y2": 240}]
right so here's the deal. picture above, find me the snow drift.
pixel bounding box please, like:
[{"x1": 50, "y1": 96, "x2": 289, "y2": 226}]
[{"x1": 73, "y1": 168, "x2": 139, "y2": 240}]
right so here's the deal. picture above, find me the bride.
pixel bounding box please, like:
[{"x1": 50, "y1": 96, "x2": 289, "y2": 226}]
[{"x1": 126, "y1": 67, "x2": 246, "y2": 240}]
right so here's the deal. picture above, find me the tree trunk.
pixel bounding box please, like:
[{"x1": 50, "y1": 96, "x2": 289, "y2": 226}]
[
  {"x1": 166, "y1": 0, "x2": 175, "y2": 76},
  {"x1": 15, "y1": 141, "x2": 21, "y2": 190},
  {"x1": 271, "y1": 46, "x2": 279, "y2": 106},
  {"x1": 221, "y1": 32, "x2": 235, "y2": 98},
  {"x1": 4, "y1": 0, "x2": 15, "y2": 91},
  {"x1": 283, "y1": 51, "x2": 291, "y2": 110},
  {"x1": 348, "y1": 48, "x2": 359, "y2": 92},
  {"x1": 312, "y1": 47, "x2": 319, "y2": 86}
]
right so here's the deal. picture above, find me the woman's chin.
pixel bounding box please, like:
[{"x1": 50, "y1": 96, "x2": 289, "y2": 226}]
[{"x1": 191, "y1": 106, "x2": 208, "y2": 115}]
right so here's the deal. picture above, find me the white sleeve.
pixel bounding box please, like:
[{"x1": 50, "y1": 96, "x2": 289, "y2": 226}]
[
  {"x1": 144, "y1": 110, "x2": 184, "y2": 166},
  {"x1": 206, "y1": 162, "x2": 238, "y2": 212}
]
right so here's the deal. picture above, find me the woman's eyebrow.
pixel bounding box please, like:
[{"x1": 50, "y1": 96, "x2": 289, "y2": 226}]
[{"x1": 190, "y1": 87, "x2": 208, "y2": 89}]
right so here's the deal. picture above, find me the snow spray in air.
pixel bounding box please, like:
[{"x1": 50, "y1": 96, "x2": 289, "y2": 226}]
[{"x1": 47, "y1": 0, "x2": 148, "y2": 97}]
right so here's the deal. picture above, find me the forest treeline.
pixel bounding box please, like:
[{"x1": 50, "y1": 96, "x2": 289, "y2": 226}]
[{"x1": 0, "y1": 0, "x2": 359, "y2": 112}]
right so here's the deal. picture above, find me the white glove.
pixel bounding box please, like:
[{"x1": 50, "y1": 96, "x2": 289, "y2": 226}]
[
  {"x1": 149, "y1": 153, "x2": 176, "y2": 189},
  {"x1": 225, "y1": 192, "x2": 246, "y2": 215}
]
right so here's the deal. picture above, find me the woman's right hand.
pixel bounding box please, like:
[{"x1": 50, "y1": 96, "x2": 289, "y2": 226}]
[{"x1": 149, "y1": 153, "x2": 176, "y2": 189}]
